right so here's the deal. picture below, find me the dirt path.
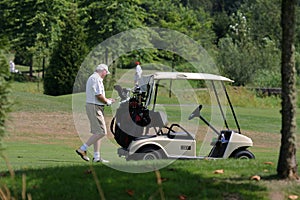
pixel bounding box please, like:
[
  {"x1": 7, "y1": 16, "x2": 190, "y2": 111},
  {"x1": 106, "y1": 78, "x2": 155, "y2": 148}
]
[
  {"x1": 6, "y1": 111, "x2": 281, "y2": 149},
  {"x1": 6, "y1": 112, "x2": 83, "y2": 146}
]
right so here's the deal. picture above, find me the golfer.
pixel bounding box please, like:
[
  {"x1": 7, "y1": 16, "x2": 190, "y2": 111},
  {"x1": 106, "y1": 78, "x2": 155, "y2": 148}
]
[
  {"x1": 76, "y1": 64, "x2": 115, "y2": 163},
  {"x1": 134, "y1": 61, "x2": 142, "y2": 86}
]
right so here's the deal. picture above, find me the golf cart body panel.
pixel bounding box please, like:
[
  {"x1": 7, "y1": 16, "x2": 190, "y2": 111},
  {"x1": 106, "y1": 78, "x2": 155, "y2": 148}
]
[
  {"x1": 127, "y1": 136, "x2": 197, "y2": 158},
  {"x1": 111, "y1": 72, "x2": 255, "y2": 160},
  {"x1": 224, "y1": 132, "x2": 253, "y2": 158}
]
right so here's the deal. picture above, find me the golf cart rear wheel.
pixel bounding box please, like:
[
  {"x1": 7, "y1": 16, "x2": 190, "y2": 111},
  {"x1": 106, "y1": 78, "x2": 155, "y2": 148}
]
[
  {"x1": 137, "y1": 147, "x2": 164, "y2": 160},
  {"x1": 233, "y1": 150, "x2": 255, "y2": 159}
]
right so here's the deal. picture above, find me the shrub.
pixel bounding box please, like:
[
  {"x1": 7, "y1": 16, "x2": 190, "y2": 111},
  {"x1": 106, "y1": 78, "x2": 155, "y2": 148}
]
[
  {"x1": 0, "y1": 50, "x2": 11, "y2": 149},
  {"x1": 252, "y1": 69, "x2": 281, "y2": 88}
]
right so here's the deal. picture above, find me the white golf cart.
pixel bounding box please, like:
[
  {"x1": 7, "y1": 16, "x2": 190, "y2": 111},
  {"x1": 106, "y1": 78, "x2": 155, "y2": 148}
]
[{"x1": 111, "y1": 72, "x2": 254, "y2": 160}]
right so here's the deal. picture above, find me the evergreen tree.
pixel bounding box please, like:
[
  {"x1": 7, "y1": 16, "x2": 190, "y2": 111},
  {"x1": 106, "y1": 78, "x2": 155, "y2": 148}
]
[{"x1": 44, "y1": 3, "x2": 88, "y2": 96}]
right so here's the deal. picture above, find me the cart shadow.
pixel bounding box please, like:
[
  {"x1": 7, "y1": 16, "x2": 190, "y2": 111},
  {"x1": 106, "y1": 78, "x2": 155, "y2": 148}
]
[{"x1": 2, "y1": 164, "x2": 267, "y2": 200}]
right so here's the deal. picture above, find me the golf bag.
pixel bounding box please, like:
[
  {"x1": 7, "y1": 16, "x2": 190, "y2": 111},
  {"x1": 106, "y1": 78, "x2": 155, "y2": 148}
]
[{"x1": 111, "y1": 87, "x2": 151, "y2": 148}]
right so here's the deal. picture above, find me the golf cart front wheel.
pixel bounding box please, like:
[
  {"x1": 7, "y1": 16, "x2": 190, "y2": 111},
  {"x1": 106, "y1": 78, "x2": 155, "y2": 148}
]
[{"x1": 232, "y1": 150, "x2": 255, "y2": 159}]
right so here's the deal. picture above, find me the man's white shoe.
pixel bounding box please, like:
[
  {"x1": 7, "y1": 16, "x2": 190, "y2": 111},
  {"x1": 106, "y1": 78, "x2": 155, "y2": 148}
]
[
  {"x1": 93, "y1": 158, "x2": 109, "y2": 163},
  {"x1": 76, "y1": 149, "x2": 90, "y2": 162}
]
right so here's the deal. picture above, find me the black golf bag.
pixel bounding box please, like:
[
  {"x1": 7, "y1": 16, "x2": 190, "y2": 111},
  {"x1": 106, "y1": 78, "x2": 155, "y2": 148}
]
[{"x1": 111, "y1": 86, "x2": 151, "y2": 148}]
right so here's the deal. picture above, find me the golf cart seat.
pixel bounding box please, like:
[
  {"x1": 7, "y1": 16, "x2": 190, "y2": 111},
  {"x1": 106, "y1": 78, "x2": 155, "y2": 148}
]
[
  {"x1": 124, "y1": 111, "x2": 166, "y2": 143},
  {"x1": 148, "y1": 111, "x2": 168, "y2": 134}
]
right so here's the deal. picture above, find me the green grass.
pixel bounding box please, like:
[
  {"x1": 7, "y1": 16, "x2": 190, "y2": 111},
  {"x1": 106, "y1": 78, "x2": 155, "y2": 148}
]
[
  {"x1": 1, "y1": 81, "x2": 300, "y2": 200},
  {"x1": 0, "y1": 142, "x2": 281, "y2": 199},
  {"x1": 235, "y1": 107, "x2": 282, "y2": 134},
  {"x1": 1, "y1": 144, "x2": 299, "y2": 200},
  {"x1": 2, "y1": 158, "x2": 274, "y2": 200},
  {"x1": 9, "y1": 82, "x2": 71, "y2": 112}
]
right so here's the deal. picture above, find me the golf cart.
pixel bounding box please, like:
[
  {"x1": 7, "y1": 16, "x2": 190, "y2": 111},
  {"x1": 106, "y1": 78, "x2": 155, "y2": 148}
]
[{"x1": 110, "y1": 72, "x2": 254, "y2": 160}]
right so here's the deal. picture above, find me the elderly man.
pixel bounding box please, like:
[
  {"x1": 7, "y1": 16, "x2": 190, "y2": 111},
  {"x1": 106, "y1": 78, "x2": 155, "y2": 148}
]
[{"x1": 76, "y1": 64, "x2": 115, "y2": 163}]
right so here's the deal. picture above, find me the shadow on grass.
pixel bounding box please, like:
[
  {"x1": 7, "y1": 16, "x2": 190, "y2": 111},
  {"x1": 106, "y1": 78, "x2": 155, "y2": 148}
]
[{"x1": 1, "y1": 163, "x2": 267, "y2": 200}]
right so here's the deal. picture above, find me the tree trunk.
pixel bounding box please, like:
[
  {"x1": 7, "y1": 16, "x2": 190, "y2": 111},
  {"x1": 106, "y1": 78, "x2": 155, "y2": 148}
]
[
  {"x1": 277, "y1": 0, "x2": 298, "y2": 180},
  {"x1": 29, "y1": 57, "x2": 33, "y2": 77}
]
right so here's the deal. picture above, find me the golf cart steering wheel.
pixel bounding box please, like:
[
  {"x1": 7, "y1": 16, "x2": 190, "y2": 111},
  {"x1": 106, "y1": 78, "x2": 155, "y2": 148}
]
[{"x1": 188, "y1": 105, "x2": 203, "y2": 120}]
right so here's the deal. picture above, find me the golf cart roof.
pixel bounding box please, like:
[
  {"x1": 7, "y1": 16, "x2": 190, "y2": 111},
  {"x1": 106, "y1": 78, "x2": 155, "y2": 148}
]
[{"x1": 151, "y1": 72, "x2": 234, "y2": 82}]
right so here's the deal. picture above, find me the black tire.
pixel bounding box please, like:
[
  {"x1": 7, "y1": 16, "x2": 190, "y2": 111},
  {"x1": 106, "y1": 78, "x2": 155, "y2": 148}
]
[
  {"x1": 233, "y1": 150, "x2": 255, "y2": 159},
  {"x1": 136, "y1": 147, "x2": 164, "y2": 160}
]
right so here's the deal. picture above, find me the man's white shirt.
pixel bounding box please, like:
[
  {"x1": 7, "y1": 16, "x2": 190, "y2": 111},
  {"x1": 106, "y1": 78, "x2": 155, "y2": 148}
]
[{"x1": 86, "y1": 72, "x2": 105, "y2": 105}]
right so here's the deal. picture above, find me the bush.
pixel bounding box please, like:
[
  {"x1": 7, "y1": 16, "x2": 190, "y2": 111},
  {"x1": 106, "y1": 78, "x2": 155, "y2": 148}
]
[
  {"x1": 217, "y1": 37, "x2": 258, "y2": 86},
  {"x1": 251, "y1": 69, "x2": 281, "y2": 88},
  {"x1": 9, "y1": 72, "x2": 39, "y2": 82},
  {"x1": 0, "y1": 51, "x2": 12, "y2": 149}
]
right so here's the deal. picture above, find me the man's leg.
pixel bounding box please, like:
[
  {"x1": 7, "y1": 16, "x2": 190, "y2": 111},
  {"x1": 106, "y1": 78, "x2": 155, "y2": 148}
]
[
  {"x1": 76, "y1": 134, "x2": 103, "y2": 162},
  {"x1": 86, "y1": 134, "x2": 104, "y2": 147},
  {"x1": 76, "y1": 104, "x2": 107, "y2": 162},
  {"x1": 93, "y1": 139, "x2": 101, "y2": 161},
  {"x1": 92, "y1": 138, "x2": 109, "y2": 163}
]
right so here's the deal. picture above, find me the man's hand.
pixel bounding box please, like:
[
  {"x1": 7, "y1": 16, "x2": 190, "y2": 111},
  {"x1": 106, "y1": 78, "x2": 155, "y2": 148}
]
[{"x1": 106, "y1": 98, "x2": 115, "y2": 106}]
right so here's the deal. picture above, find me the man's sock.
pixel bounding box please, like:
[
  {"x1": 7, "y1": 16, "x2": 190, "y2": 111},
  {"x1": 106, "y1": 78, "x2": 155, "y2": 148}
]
[
  {"x1": 94, "y1": 152, "x2": 100, "y2": 160},
  {"x1": 80, "y1": 143, "x2": 88, "y2": 151}
]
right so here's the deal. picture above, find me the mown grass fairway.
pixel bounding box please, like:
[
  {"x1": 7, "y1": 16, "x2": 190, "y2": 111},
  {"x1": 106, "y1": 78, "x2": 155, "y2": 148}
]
[{"x1": 0, "y1": 82, "x2": 300, "y2": 200}]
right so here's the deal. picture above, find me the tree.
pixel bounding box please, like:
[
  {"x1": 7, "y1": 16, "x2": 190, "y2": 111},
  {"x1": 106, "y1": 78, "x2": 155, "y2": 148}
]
[
  {"x1": 44, "y1": 2, "x2": 88, "y2": 96},
  {"x1": 80, "y1": 0, "x2": 147, "y2": 49},
  {"x1": 27, "y1": 0, "x2": 71, "y2": 79},
  {"x1": 0, "y1": 0, "x2": 37, "y2": 76},
  {"x1": 0, "y1": 0, "x2": 70, "y2": 77},
  {"x1": 246, "y1": 0, "x2": 281, "y2": 45},
  {"x1": 216, "y1": 11, "x2": 259, "y2": 86},
  {"x1": 277, "y1": 0, "x2": 298, "y2": 180}
]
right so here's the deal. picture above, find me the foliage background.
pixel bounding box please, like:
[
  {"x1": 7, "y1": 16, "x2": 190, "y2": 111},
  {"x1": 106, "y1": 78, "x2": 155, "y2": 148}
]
[{"x1": 0, "y1": 0, "x2": 298, "y2": 95}]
